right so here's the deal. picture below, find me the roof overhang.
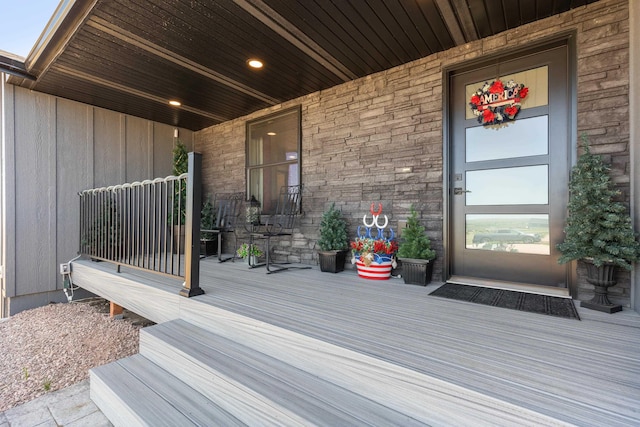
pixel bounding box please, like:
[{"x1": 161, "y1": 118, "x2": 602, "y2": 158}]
[{"x1": 2, "y1": 0, "x2": 602, "y2": 131}]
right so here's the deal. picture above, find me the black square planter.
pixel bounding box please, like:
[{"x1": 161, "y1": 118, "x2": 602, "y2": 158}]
[
  {"x1": 318, "y1": 250, "x2": 347, "y2": 273},
  {"x1": 399, "y1": 258, "x2": 434, "y2": 286},
  {"x1": 200, "y1": 237, "x2": 218, "y2": 257}
]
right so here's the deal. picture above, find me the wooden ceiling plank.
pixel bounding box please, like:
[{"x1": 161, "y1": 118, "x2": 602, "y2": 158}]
[
  {"x1": 419, "y1": 0, "x2": 458, "y2": 49},
  {"x1": 39, "y1": 72, "x2": 217, "y2": 130},
  {"x1": 502, "y1": 0, "x2": 520, "y2": 29},
  {"x1": 86, "y1": 16, "x2": 281, "y2": 105},
  {"x1": 379, "y1": 0, "x2": 430, "y2": 55},
  {"x1": 312, "y1": 0, "x2": 390, "y2": 71},
  {"x1": 351, "y1": 2, "x2": 407, "y2": 64},
  {"x1": 312, "y1": 1, "x2": 390, "y2": 70},
  {"x1": 100, "y1": 0, "x2": 339, "y2": 100},
  {"x1": 519, "y1": 0, "x2": 537, "y2": 24},
  {"x1": 264, "y1": 0, "x2": 376, "y2": 75},
  {"x1": 195, "y1": 0, "x2": 347, "y2": 90},
  {"x1": 55, "y1": 64, "x2": 228, "y2": 121},
  {"x1": 329, "y1": 0, "x2": 407, "y2": 68},
  {"x1": 467, "y1": 0, "x2": 492, "y2": 39},
  {"x1": 570, "y1": 0, "x2": 588, "y2": 8},
  {"x1": 450, "y1": 0, "x2": 479, "y2": 41},
  {"x1": 433, "y1": 0, "x2": 467, "y2": 46},
  {"x1": 363, "y1": 0, "x2": 418, "y2": 61},
  {"x1": 64, "y1": 32, "x2": 269, "y2": 116},
  {"x1": 234, "y1": 0, "x2": 357, "y2": 81},
  {"x1": 536, "y1": 0, "x2": 556, "y2": 18},
  {"x1": 93, "y1": 1, "x2": 290, "y2": 91},
  {"x1": 484, "y1": 0, "x2": 507, "y2": 34},
  {"x1": 401, "y1": 1, "x2": 447, "y2": 53}
]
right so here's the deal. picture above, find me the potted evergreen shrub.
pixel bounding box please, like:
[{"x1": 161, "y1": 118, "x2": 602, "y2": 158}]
[
  {"x1": 557, "y1": 136, "x2": 640, "y2": 313},
  {"x1": 396, "y1": 205, "x2": 436, "y2": 286},
  {"x1": 317, "y1": 202, "x2": 349, "y2": 273},
  {"x1": 171, "y1": 139, "x2": 188, "y2": 253},
  {"x1": 200, "y1": 196, "x2": 217, "y2": 257}
]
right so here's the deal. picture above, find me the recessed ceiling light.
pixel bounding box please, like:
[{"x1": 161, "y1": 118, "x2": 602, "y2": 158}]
[
  {"x1": 247, "y1": 59, "x2": 263, "y2": 69},
  {"x1": 267, "y1": 132, "x2": 276, "y2": 136},
  {"x1": 169, "y1": 100, "x2": 181, "y2": 106}
]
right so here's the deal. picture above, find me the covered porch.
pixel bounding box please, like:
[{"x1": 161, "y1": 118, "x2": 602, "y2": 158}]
[{"x1": 72, "y1": 256, "x2": 640, "y2": 426}]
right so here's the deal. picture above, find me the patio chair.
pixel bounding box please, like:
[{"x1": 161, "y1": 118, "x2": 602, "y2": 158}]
[
  {"x1": 249, "y1": 185, "x2": 311, "y2": 274},
  {"x1": 202, "y1": 192, "x2": 244, "y2": 262}
]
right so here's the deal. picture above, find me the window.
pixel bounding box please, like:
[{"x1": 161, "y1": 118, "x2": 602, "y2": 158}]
[{"x1": 246, "y1": 107, "x2": 301, "y2": 214}]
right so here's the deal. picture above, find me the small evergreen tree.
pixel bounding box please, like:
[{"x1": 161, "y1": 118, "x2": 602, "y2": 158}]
[
  {"x1": 317, "y1": 203, "x2": 348, "y2": 251},
  {"x1": 397, "y1": 206, "x2": 436, "y2": 260},
  {"x1": 172, "y1": 139, "x2": 188, "y2": 176},
  {"x1": 171, "y1": 139, "x2": 188, "y2": 225},
  {"x1": 557, "y1": 136, "x2": 640, "y2": 270},
  {"x1": 201, "y1": 196, "x2": 216, "y2": 240}
]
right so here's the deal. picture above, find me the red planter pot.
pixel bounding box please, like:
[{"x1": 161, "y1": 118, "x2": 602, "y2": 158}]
[{"x1": 355, "y1": 259, "x2": 393, "y2": 280}]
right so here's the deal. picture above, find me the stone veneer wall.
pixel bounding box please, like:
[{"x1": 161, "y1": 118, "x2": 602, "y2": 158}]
[{"x1": 195, "y1": 0, "x2": 631, "y2": 305}]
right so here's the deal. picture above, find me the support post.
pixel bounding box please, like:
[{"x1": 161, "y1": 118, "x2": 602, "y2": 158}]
[
  {"x1": 110, "y1": 301, "x2": 124, "y2": 319},
  {"x1": 180, "y1": 152, "x2": 204, "y2": 297}
]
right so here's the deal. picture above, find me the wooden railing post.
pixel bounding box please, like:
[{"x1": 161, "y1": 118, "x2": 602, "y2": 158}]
[{"x1": 180, "y1": 152, "x2": 204, "y2": 297}]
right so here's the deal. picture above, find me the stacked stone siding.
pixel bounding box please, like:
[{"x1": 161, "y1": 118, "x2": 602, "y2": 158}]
[{"x1": 195, "y1": 0, "x2": 631, "y2": 306}]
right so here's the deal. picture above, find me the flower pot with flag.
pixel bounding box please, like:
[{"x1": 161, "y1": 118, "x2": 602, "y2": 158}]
[{"x1": 351, "y1": 204, "x2": 398, "y2": 280}]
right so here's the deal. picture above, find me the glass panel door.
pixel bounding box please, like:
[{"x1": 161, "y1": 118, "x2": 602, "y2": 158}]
[{"x1": 449, "y1": 46, "x2": 570, "y2": 288}]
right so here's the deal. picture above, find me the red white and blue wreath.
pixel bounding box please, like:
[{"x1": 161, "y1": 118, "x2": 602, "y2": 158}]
[{"x1": 469, "y1": 79, "x2": 529, "y2": 126}]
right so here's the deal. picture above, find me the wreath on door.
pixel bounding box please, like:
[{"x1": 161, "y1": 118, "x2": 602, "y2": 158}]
[{"x1": 469, "y1": 79, "x2": 529, "y2": 126}]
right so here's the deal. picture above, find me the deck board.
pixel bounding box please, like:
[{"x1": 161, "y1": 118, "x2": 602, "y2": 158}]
[
  {"x1": 74, "y1": 258, "x2": 640, "y2": 426},
  {"x1": 91, "y1": 354, "x2": 244, "y2": 426}
]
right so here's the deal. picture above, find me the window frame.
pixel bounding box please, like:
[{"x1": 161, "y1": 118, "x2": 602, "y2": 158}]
[{"x1": 245, "y1": 106, "x2": 302, "y2": 215}]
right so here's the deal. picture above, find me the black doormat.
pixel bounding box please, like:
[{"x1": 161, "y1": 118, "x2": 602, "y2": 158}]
[{"x1": 430, "y1": 283, "x2": 580, "y2": 320}]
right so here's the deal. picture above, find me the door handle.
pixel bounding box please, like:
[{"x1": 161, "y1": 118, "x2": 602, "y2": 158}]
[{"x1": 454, "y1": 187, "x2": 471, "y2": 195}]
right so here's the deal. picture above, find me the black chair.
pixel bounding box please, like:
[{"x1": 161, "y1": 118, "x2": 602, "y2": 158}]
[
  {"x1": 249, "y1": 185, "x2": 311, "y2": 274},
  {"x1": 202, "y1": 192, "x2": 244, "y2": 262}
]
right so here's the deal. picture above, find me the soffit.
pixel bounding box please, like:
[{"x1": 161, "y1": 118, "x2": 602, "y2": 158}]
[{"x1": 4, "y1": 0, "x2": 601, "y2": 131}]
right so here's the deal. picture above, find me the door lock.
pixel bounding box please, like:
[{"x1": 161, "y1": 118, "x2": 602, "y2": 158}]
[{"x1": 454, "y1": 187, "x2": 471, "y2": 195}]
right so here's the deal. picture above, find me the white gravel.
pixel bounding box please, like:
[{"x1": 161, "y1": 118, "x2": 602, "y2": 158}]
[{"x1": 0, "y1": 299, "x2": 147, "y2": 412}]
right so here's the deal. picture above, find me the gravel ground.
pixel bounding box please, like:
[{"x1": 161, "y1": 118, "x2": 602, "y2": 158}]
[{"x1": 0, "y1": 299, "x2": 152, "y2": 412}]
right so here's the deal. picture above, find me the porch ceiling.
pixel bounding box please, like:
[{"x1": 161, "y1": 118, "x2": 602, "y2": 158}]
[{"x1": 5, "y1": 0, "x2": 600, "y2": 131}]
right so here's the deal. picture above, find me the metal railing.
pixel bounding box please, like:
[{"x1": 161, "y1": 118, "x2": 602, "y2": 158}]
[{"x1": 79, "y1": 152, "x2": 203, "y2": 296}]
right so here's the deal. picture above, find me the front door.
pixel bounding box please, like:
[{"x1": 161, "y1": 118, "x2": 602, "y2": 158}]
[{"x1": 449, "y1": 44, "x2": 570, "y2": 289}]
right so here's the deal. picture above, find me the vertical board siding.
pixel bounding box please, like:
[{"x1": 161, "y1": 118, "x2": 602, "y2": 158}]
[
  {"x1": 1, "y1": 80, "x2": 17, "y2": 300},
  {"x1": 152, "y1": 123, "x2": 175, "y2": 177},
  {"x1": 94, "y1": 109, "x2": 124, "y2": 188},
  {"x1": 14, "y1": 91, "x2": 56, "y2": 295},
  {"x1": 55, "y1": 98, "x2": 92, "y2": 292},
  {"x1": 3, "y1": 86, "x2": 193, "y2": 314},
  {"x1": 125, "y1": 116, "x2": 152, "y2": 182}
]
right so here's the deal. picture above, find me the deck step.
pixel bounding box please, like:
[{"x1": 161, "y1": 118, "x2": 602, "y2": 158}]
[
  {"x1": 138, "y1": 319, "x2": 425, "y2": 426},
  {"x1": 90, "y1": 354, "x2": 243, "y2": 426},
  {"x1": 179, "y1": 302, "x2": 572, "y2": 426},
  {"x1": 93, "y1": 315, "x2": 577, "y2": 426}
]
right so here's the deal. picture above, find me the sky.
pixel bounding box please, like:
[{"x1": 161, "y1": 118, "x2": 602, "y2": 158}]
[{"x1": 0, "y1": 0, "x2": 62, "y2": 58}]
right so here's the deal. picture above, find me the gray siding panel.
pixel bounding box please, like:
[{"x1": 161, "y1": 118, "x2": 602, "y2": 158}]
[
  {"x1": 125, "y1": 116, "x2": 151, "y2": 182},
  {"x1": 94, "y1": 109, "x2": 124, "y2": 187},
  {"x1": 153, "y1": 123, "x2": 175, "y2": 177},
  {"x1": 14, "y1": 91, "x2": 56, "y2": 295},
  {"x1": 2, "y1": 81, "x2": 17, "y2": 301},
  {"x1": 56, "y1": 99, "x2": 92, "y2": 279}
]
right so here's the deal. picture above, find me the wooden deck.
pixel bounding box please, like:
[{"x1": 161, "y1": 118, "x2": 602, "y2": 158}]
[{"x1": 73, "y1": 257, "x2": 640, "y2": 426}]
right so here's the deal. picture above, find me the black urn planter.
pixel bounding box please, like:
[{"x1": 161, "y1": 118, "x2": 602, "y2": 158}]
[
  {"x1": 398, "y1": 258, "x2": 434, "y2": 286},
  {"x1": 318, "y1": 250, "x2": 348, "y2": 273},
  {"x1": 581, "y1": 259, "x2": 622, "y2": 313}
]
